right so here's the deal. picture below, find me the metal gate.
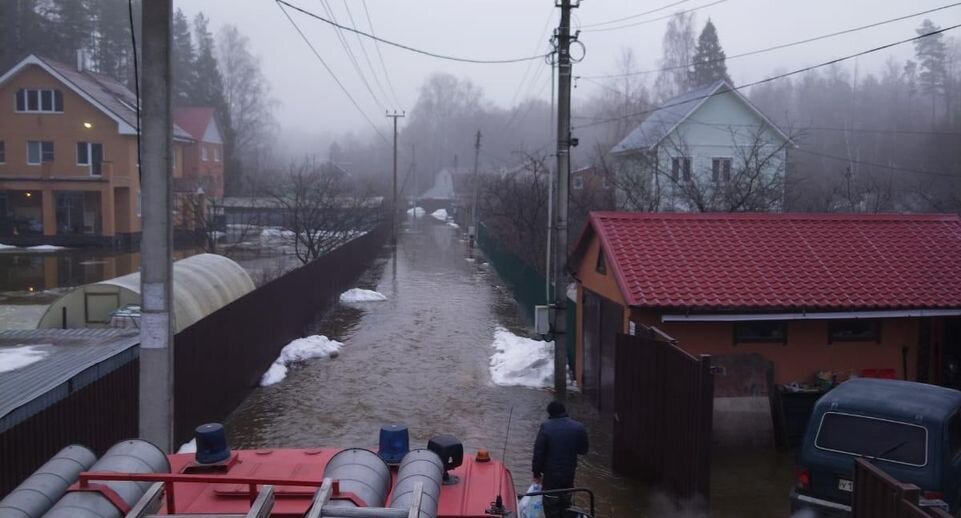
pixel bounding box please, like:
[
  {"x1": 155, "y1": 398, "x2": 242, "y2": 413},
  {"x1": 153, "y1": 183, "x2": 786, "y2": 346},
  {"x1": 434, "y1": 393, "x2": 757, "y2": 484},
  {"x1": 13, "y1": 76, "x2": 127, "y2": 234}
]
[
  {"x1": 852, "y1": 458, "x2": 953, "y2": 518},
  {"x1": 613, "y1": 328, "x2": 714, "y2": 502}
]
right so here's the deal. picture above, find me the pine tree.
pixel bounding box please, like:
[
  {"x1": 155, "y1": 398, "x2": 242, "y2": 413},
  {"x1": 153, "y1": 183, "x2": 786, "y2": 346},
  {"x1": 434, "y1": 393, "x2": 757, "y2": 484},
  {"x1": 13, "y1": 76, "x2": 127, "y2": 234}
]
[
  {"x1": 92, "y1": 0, "x2": 133, "y2": 82},
  {"x1": 48, "y1": 0, "x2": 94, "y2": 65},
  {"x1": 691, "y1": 19, "x2": 731, "y2": 87},
  {"x1": 654, "y1": 12, "x2": 697, "y2": 99},
  {"x1": 172, "y1": 9, "x2": 197, "y2": 104},
  {"x1": 192, "y1": 13, "x2": 227, "y2": 110},
  {"x1": 914, "y1": 19, "x2": 947, "y2": 120},
  {"x1": 0, "y1": 0, "x2": 52, "y2": 70}
]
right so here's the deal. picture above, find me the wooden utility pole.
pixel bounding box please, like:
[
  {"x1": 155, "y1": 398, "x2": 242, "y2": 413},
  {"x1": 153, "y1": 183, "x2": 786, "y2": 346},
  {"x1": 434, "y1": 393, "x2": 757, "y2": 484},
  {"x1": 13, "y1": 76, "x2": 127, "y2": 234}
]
[
  {"x1": 387, "y1": 111, "x2": 405, "y2": 242},
  {"x1": 470, "y1": 130, "x2": 482, "y2": 246},
  {"x1": 553, "y1": 0, "x2": 578, "y2": 399},
  {"x1": 140, "y1": 0, "x2": 174, "y2": 451}
]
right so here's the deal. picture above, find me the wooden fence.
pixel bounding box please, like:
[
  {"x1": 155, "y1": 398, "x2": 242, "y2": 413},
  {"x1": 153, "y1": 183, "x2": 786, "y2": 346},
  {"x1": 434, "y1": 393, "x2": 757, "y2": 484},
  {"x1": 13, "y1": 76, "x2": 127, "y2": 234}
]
[
  {"x1": 852, "y1": 458, "x2": 953, "y2": 518},
  {"x1": 613, "y1": 329, "x2": 714, "y2": 503}
]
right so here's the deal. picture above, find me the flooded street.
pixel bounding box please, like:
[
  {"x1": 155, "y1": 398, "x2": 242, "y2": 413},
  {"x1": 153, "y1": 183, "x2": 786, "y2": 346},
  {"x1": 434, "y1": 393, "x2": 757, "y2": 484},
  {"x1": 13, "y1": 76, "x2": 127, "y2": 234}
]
[{"x1": 225, "y1": 216, "x2": 791, "y2": 517}]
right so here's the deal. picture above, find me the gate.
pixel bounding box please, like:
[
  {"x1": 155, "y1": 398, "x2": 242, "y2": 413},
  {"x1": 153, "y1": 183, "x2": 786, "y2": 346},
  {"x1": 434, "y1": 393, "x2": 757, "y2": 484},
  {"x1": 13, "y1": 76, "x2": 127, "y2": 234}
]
[
  {"x1": 852, "y1": 458, "x2": 953, "y2": 518},
  {"x1": 613, "y1": 328, "x2": 714, "y2": 502}
]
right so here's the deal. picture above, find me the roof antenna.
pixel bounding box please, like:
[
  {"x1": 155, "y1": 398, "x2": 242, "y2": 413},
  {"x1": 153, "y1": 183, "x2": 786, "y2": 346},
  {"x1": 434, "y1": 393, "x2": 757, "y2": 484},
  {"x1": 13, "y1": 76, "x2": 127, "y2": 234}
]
[{"x1": 486, "y1": 406, "x2": 513, "y2": 516}]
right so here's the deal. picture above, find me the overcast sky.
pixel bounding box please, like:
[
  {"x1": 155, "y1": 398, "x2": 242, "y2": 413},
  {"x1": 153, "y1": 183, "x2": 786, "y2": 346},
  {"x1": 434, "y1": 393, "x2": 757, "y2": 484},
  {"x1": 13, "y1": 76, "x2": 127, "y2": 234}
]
[{"x1": 178, "y1": 0, "x2": 961, "y2": 141}]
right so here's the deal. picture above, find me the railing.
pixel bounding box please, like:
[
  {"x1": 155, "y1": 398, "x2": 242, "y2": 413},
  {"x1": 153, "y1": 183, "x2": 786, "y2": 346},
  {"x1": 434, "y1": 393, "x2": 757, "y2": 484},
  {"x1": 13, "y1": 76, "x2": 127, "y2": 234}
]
[{"x1": 852, "y1": 458, "x2": 953, "y2": 518}]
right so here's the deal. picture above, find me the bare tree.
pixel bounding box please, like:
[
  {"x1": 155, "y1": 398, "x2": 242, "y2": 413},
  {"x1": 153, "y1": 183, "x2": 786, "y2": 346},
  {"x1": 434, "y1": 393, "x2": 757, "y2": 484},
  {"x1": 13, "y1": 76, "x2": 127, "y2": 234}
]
[
  {"x1": 259, "y1": 159, "x2": 385, "y2": 265},
  {"x1": 180, "y1": 194, "x2": 263, "y2": 256}
]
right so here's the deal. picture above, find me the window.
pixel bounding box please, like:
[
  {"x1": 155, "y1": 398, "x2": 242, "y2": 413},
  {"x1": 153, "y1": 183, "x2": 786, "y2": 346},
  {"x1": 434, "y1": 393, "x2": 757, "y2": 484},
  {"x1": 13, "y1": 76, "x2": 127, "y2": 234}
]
[
  {"x1": 712, "y1": 158, "x2": 732, "y2": 182},
  {"x1": 16, "y1": 88, "x2": 63, "y2": 113},
  {"x1": 201, "y1": 145, "x2": 208, "y2": 161},
  {"x1": 829, "y1": 320, "x2": 881, "y2": 343},
  {"x1": 734, "y1": 321, "x2": 787, "y2": 344},
  {"x1": 815, "y1": 412, "x2": 927, "y2": 467},
  {"x1": 671, "y1": 157, "x2": 691, "y2": 182},
  {"x1": 573, "y1": 175, "x2": 584, "y2": 190},
  {"x1": 596, "y1": 247, "x2": 607, "y2": 274},
  {"x1": 0, "y1": 141, "x2": 5, "y2": 164},
  {"x1": 213, "y1": 146, "x2": 221, "y2": 162},
  {"x1": 77, "y1": 142, "x2": 103, "y2": 175},
  {"x1": 27, "y1": 141, "x2": 54, "y2": 165}
]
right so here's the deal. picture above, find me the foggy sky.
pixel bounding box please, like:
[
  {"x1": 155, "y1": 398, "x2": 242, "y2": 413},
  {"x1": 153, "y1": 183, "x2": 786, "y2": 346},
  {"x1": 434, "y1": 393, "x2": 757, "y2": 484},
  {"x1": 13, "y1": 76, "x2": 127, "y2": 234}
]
[{"x1": 178, "y1": 0, "x2": 960, "y2": 144}]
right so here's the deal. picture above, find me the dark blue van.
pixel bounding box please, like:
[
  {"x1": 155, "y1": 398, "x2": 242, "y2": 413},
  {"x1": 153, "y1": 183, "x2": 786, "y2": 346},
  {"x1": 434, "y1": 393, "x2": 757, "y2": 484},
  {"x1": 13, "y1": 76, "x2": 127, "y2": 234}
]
[{"x1": 790, "y1": 378, "x2": 961, "y2": 516}]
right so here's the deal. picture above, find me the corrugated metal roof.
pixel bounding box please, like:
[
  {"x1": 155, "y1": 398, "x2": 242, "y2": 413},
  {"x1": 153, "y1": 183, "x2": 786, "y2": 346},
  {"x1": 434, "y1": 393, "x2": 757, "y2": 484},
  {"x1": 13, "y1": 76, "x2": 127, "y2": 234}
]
[
  {"x1": 611, "y1": 81, "x2": 724, "y2": 154},
  {"x1": 0, "y1": 329, "x2": 139, "y2": 433}
]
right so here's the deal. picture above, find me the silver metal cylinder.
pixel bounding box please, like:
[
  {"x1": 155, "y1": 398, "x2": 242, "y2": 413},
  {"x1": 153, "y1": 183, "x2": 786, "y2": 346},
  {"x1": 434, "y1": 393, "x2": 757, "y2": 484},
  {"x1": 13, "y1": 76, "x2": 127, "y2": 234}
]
[
  {"x1": 44, "y1": 440, "x2": 170, "y2": 518},
  {"x1": 323, "y1": 448, "x2": 391, "y2": 508},
  {"x1": 0, "y1": 445, "x2": 96, "y2": 518},
  {"x1": 388, "y1": 449, "x2": 443, "y2": 518}
]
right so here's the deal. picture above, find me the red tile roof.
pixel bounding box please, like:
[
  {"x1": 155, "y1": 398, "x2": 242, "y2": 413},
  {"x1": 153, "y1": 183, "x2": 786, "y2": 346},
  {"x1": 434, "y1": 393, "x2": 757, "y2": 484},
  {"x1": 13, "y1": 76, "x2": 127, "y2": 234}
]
[
  {"x1": 575, "y1": 212, "x2": 961, "y2": 311},
  {"x1": 173, "y1": 106, "x2": 215, "y2": 141}
]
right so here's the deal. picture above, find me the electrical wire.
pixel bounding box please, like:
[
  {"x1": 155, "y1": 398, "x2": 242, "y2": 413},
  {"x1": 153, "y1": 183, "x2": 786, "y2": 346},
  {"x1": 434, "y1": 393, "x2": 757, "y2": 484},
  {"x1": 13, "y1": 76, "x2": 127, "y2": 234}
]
[
  {"x1": 578, "y1": 0, "x2": 690, "y2": 29},
  {"x1": 794, "y1": 147, "x2": 959, "y2": 180},
  {"x1": 127, "y1": 0, "x2": 141, "y2": 181},
  {"x1": 574, "y1": 23, "x2": 961, "y2": 130},
  {"x1": 582, "y1": 0, "x2": 729, "y2": 33},
  {"x1": 276, "y1": 0, "x2": 548, "y2": 64},
  {"x1": 341, "y1": 0, "x2": 394, "y2": 109},
  {"x1": 361, "y1": 0, "x2": 402, "y2": 108},
  {"x1": 317, "y1": 0, "x2": 385, "y2": 112},
  {"x1": 583, "y1": 1, "x2": 961, "y2": 79},
  {"x1": 277, "y1": 1, "x2": 388, "y2": 143}
]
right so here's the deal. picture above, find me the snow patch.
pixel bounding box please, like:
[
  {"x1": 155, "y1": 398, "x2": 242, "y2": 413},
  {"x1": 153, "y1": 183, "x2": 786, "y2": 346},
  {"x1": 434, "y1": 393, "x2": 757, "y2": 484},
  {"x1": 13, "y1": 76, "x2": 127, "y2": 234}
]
[
  {"x1": 430, "y1": 208, "x2": 448, "y2": 220},
  {"x1": 447, "y1": 222, "x2": 460, "y2": 229},
  {"x1": 465, "y1": 257, "x2": 476, "y2": 263},
  {"x1": 260, "y1": 335, "x2": 343, "y2": 386},
  {"x1": 27, "y1": 245, "x2": 67, "y2": 251},
  {"x1": 488, "y1": 327, "x2": 574, "y2": 390},
  {"x1": 0, "y1": 244, "x2": 19, "y2": 250},
  {"x1": 177, "y1": 439, "x2": 197, "y2": 454},
  {"x1": 0, "y1": 345, "x2": 50, "y2": 373},
  {"x1": 406, "y1": 207, "x2": 426, "y2": 217},
  {"x1": 339, "y1": 288, "x2": 387, "y2": 303}
]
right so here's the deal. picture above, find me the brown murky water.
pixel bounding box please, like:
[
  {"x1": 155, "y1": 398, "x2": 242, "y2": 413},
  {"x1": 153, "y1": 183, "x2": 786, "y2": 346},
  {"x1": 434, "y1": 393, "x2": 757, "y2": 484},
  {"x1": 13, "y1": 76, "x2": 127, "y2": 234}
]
[{"x1": 224, "y1": 216, "x2": 792, "y2": 517}]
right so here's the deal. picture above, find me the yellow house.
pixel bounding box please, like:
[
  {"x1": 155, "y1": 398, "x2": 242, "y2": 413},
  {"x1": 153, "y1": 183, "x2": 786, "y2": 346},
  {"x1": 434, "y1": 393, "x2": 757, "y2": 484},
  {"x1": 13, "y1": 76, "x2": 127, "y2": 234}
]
[{"x1": 0, "y1": 54, "x2": 193, "y2": 246}]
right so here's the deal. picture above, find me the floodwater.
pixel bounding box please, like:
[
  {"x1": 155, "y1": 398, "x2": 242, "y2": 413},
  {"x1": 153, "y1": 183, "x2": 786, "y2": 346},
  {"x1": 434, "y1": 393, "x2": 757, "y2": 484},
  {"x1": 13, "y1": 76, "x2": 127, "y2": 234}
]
[{"x1": 225, "y1": 216, "x2": 793, "y2": 517}]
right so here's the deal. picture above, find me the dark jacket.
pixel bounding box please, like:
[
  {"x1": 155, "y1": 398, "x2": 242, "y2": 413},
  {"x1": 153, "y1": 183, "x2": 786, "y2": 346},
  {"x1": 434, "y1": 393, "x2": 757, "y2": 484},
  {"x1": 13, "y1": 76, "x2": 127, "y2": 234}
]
[{"x1": 531, "y1": 414, "x2": 589, "y2": 490}]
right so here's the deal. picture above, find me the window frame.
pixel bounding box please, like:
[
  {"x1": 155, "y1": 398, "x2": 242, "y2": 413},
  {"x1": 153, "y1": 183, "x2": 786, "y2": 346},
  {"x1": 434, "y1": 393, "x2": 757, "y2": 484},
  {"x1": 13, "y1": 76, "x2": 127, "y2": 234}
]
[
  {"x1": 712, "y1": 157, "x2": 733, "y2": 183},
  {"x1": 15, "y1": 88, "x2": 64, "y2": 114},
  {"x1": 213, "y1": 146, "x2": 221, "y2": 162},
  {"x1": 828, "y1": 319, "x2": 882, "y2": 344},
  {"x1": 0, "y1": 140, "x2": 5, "y2": 164},
  {"x1": 77, "y1": 142, "x2": 103, "y2": 176},
  {"x1": 814, "y1": 411, "x2": 929, "y2": 468},
  {"x1": 671, "y1": 156, "x2": 692, "y2": 182},
  {"x1": 733, "y1": 320, "x2": 788, "y2": 345}
]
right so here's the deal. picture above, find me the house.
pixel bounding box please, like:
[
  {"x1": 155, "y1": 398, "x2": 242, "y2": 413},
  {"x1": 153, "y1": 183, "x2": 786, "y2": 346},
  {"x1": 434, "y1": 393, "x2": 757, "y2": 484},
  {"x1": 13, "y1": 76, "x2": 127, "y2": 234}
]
[
  {"x1": 570, "y1": 212, "x2": 961, "y2": 414},
  {"x1": 0, "y1": 54, "x2": 195, "y2": 246},
  {"x1": 174, "y1": 107, "x2": 225, "y2": 198},
  {"x1": 610, "y1": 80, "x2": 792, "y2": 212}
]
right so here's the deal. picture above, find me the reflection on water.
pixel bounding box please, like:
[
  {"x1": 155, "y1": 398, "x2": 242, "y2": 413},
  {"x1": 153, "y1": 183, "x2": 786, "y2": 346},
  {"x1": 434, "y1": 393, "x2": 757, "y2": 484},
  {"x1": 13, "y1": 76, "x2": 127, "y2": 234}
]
[{"x1": 224, "y1": 217, "x2": 791, "y2": 517}]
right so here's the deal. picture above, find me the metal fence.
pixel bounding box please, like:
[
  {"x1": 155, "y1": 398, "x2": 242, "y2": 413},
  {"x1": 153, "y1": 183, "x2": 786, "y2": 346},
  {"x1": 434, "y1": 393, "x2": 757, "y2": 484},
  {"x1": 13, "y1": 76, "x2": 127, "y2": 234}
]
[
  {"x1": 0, "y1": 353, "x2": 139, "y2": 496},
  {"x1": 613, "y1": 330, "x2": 714, "y2": 504},
  {"x1": 852, "y1": 458, "x2": 953, "y2": 518},
  {"x1": 172, "y1": 224, "x2": 389, "y2": 445}
]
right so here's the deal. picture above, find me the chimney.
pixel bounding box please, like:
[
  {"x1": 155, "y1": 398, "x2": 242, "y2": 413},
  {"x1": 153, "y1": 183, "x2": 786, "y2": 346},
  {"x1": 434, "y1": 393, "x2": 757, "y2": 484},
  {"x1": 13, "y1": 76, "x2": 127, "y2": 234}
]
[{"x1": 76, "y1": 49, "x2": 84, "y2": 72}]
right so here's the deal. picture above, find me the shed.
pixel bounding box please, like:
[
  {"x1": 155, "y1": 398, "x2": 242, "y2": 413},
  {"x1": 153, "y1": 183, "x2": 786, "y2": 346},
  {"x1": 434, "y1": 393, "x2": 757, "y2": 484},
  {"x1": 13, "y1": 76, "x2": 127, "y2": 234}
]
[{"x1": 36, "y1": 253, "x2": 254, "y2": 333}]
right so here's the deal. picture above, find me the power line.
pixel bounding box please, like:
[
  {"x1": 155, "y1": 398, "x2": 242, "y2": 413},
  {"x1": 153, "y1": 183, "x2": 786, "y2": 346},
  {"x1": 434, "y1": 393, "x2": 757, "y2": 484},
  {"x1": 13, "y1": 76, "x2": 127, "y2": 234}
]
[
  {"x1": 341, "y1": 0, "x2": 394, "y2": 109},
  {"x1": 582, "y1": 0, "x2": 729, "y2": 33},
  {"x1": 574, "y1": 23, "x2": 961, "y2": 130},
  {"x1": 579, "y1": 0, "x2": 690, "y2": 29},
  {"x1": 277, "y1": 0, "x2": 548, "y2": 64},
  {"x1": 361, "y1": 0, "x2": 402, "y2": 108},
  {"x1": 583, "y1": 1, "x2": 961, "y2": 79},
  {"x1": 276, "y1": 1, "x2": 388, "y2": 143},
  {"x1": 317, "y1": 0, "x2": 385, "y2": 112},
  {"x1": 794, "y1": 147, "x2": 959, "y2": 180}
]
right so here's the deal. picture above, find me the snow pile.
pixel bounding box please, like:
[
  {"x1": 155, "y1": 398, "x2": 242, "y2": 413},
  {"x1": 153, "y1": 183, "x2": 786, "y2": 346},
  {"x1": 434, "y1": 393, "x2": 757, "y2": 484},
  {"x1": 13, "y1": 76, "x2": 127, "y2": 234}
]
[
  {"x1": 489, "y1": 327, "x2": 557, "y2": 389},
  {"x1": 260, "y1": 335, "x2": 343, "y2": 386},
  {"x1": 0, "y1": 244, "x2": 18, "y2": 250},
  {"x1": 0, "y1": 345, "x2": 50, "y2": 373},
  {"x1": 406, "y1": 207, "x2": 426, "y2": 217},
  {"x1": 430, "y1": 208, "x2": 448, "y2": 220},
  {"x1": 339, "y1": 288, "x2": 387, "y2": 303},
  {"x1": 27, "y1": 245, "x2": 66, "y2": 251},
  {"x1": 177, "y1": 439, "x2": 197, "y2": 454},
  {"x1": 447, "y1": 222, "x2": 460, "y2": 229}
]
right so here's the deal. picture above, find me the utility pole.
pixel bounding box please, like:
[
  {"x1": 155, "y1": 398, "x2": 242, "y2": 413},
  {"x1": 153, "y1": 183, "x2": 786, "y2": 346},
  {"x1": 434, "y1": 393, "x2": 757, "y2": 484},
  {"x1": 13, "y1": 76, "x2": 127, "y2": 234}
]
[
  {"x1": 553, "y1": 0, "x2": 578, "y2": 399},
  {"x1": 140, "y1": 0, "x2": 174, "y2": 451},
  {"x1": 386, "y1": 111, "x2": 404, "y2": 242},
  {"x1": 470, "y1": 130, "x2": 482, "y2": 247}
]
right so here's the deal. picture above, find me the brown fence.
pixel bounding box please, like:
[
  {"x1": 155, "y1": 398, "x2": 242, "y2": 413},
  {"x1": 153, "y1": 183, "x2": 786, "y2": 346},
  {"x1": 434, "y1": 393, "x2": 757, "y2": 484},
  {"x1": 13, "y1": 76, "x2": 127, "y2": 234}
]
[
  {"x1": 173, "y1": 224, "x2": 389, "y2": 445},
  {"x1": 852, "y1": 458, "x2": 953, "y2": 518},
  {"x1": 613, "y1": 329, "x2": 714, "y2": 503},
  {"x1": 0, "y1": 353, "x2": 139, "y2": 496}
]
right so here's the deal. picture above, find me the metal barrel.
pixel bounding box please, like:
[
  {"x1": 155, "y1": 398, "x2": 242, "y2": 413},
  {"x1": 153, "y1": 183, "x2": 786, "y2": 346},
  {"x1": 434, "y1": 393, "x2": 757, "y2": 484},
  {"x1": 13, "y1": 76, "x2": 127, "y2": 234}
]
[
  {"x1": 323, "y1": 448, "x2": 391, "y2": 508},
  {"x1": 0, "y1": 445, "x2": 97, "y2": 518},
  {"x1": 44, "y1": 440, "x2": 170, "y2": 518},
  {"x1": 388, "y1": 449, "x2": 444, "y2": 518}
]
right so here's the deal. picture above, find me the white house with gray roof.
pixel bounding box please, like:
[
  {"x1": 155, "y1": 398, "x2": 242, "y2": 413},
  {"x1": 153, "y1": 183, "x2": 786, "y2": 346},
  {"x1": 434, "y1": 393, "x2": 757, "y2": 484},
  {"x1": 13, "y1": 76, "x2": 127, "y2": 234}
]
[{"x1": 610, "y1": 80, "x2": 793, "y2": 212}]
